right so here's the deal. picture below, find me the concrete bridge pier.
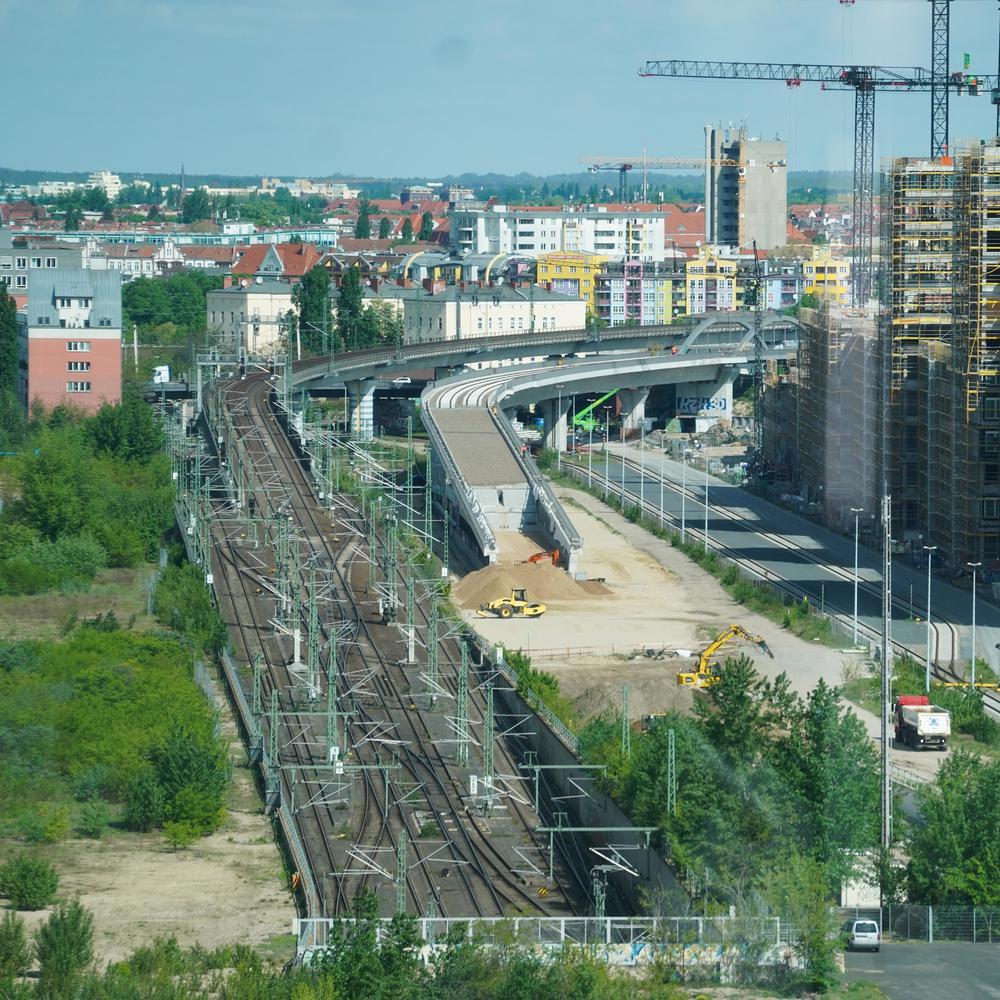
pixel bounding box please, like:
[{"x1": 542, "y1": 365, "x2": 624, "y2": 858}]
[
  {"x1": 618, "y1": 388, "x2": 649, "y2": 434},
  {"x1": 540, "y1": 398, "x2": 571, "y2": 453},
  {"x1": 346, "y1": 379, "x2": 377, "y2": 440}
]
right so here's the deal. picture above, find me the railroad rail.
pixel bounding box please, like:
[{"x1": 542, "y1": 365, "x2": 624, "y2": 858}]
[{"x1": 192, "y1": 370, "x2": 586, "y2": 919}]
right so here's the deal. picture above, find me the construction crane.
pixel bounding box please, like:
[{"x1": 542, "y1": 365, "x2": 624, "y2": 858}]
[
  {"x1": 580, "y1": 156, "x2": 740, "y2": 202},
  {"x1": 639, "y1": 61, "x2": 996, "y2": 304}
]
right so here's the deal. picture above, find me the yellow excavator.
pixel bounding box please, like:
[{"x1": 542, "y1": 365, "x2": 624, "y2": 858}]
[
  {"x1": 677, "y1": 624, "x2": 773, "y2": 687},
  {"x1": 477, "y1": 589, "x2": 547, "y2": 619}
]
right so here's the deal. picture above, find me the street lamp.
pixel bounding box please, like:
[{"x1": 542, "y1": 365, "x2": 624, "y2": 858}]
[
  {"x1": 555, "y1": 384, "x2": 565, "y2": 472},
  {"x1": 604, "y1": 407, "x2": 610, "y2": 501},
  {"x1": 658, "y1": 440, "x2": 665, "y2": 529},
  {"x1": 923, "y1": 545, "x2": 937, "y2": 693},
  {"x1": 968, "y1": 561, "x2": 982, "y2": 688},
  {"x1": 702, "y1": 452, "x2": 709, "y2": 554},
  {"x1": 681, "y1": 443, "x2": 687, "y2": 543},
  {"x1": 851, "y1": 507, "x2": 864, "y2": 648}
]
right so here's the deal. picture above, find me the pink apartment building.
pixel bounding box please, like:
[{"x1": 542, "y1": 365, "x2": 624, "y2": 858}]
[{"x1": 18, "y1": 269, "x2": 122, "y2": 414}]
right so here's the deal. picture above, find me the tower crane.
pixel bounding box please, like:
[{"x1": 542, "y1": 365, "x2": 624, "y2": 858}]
[
  {"x1": 580, "y1": 156, "x2": 740, "y2": 202},
  {"x1": 639, "y1": 61, "x2": 996, "y2": 304}
]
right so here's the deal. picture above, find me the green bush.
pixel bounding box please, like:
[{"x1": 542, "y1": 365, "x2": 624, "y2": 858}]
[
  {"x1": 34, "y1": 899, "x2": 94, "y2": 998},
  {"x1": 76, "y1": 800, "x2": 111, "y2": 839},
  {"x1": 0, "y1": 557, "x2": 57, "y2": 595},
  {"x1": 165, "y1": 787, "x2": 222, "y2": 835},
  {"x1": 0, "y1": 855, "x2": 59, "y2": 910},
  {"x1": 163, "y1": 820, "x2": 199, "y2": 852},
  {"x1": 41, "y1": 806, "x2": 70, "y2": 843},
  {"x1": 0, "y1": 911, "x2": 31, "y2": 984},
  {"x1": 122, "y1": 767, "x2": 164, "y2": 833}
]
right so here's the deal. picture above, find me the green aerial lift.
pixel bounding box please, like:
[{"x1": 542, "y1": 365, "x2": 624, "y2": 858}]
[{"x1": 572, "y1": 389, "x2": 619, "y2": 433}]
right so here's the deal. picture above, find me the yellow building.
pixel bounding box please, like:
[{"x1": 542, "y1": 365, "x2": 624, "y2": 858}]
[
  {"x1": 536, "y1": 252, "x2": 607, "y2": 316},
  {"x1": 684, "y1": 246, "x2": 742, "y2": 314},
  {"x1": 802, "y1": 248, "x2": 851, "y2": 304}
]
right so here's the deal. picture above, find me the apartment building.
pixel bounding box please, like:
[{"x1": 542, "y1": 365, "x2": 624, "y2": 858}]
[
  {"x1": 594, "y1": 260, "x2": 685, "y2": 327},
  {"x1": 449, "y1": 204, "x2": 673, "y2": 262},
  {"x1": 802, "y1": 249, "x2": 852, "y2": 304},
  {"x1": 403, "y1": 283, "x2": 585, "y2": 342},
  {"x1": 0, "y1": 233, "x2": 86, "y2": 298},
  {"x1": 536, "y1": 252, "x2": 607, "y2": 316},
  {"x1": 704, "y1": 126, "x2": 788, "y2": 251},
  {"x1": 18, "y1": 269, "x2": 122, "y2": 413},
  {"x1": 685, "y1": 246, "x2": 741, "y2": 314},
  {"x1": 206, "y1": 280, "x2": 294, "y2": 356}
]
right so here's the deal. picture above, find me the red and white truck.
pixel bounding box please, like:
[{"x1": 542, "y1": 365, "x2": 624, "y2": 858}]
[{"x1": 893, "y1": 695, "x2": 950, "y2": 751}]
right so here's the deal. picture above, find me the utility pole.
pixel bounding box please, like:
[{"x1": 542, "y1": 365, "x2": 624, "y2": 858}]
[
  {"x1": 666, "y1": 727, "x2": 677, "y2": 816},
  {"x1": 396, "y1": 830, "x2": 408, "y2": 915},
  {"x1": 621, "y1": 684, "x2": 631, "y2": 758},
  {"x1": 881, "y1": 494, "x2": 893, "y2": 854},
  {"x1": 457, "y1": 642, "x2": 470, "y2": 767}
]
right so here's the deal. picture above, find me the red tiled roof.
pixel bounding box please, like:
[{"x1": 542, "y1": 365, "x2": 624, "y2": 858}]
[
  {"x1": 180, "y1": 246, "x2": 239, "y2": 262},
  {"x1": 232, "y1": 244, "x2": 269, "y2": 274},
  {"x1": 275, "y1": 242, "x2": 322, "y2": 277},
  {"x1": 786, "y1": 221, "x2": 809, "y2": 244}
]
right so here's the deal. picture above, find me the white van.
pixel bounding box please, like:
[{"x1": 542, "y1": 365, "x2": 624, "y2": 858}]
[{"x1": 844, "y1": 918, "x2": 881, "y2": 952}]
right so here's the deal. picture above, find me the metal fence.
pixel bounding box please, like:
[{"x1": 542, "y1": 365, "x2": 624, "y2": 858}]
[{"x1": 840, "y1": 905, "x2": 1000, "y2": 943}]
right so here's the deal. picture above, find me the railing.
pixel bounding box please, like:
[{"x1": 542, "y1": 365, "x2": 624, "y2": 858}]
[
  {"x1": 421, "y1": 403, "x2": 499, "y2": 560},
  {"x1": 840, "y1": 905, "x2": 1000, "y2": 943},
  {"x1": 296, "y1": 914, "x2": 785, "y2": 955}
]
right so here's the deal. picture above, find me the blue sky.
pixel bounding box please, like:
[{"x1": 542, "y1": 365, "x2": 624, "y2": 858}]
[{"x1": 4, "y1": 0, "x2": 998, "y2": 177}]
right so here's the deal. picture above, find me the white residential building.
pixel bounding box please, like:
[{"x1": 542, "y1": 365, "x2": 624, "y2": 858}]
[
  {"x1": 86, "y1": 170, "x2": 123, "y2": 200},
  {"x1": 403, "y1": 283, "x2": 585, "y2": 343},
  {"x1": 449, "y1": 204, "x2": 671, "y2": 262},
  {"x1": 206, "y1": 280, "x2": 294, "y2": 356}
]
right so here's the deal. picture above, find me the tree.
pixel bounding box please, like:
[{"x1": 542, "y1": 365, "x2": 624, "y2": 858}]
[
  {"x1": 63, "y1": 205, "x2": 82, "y2": 231},
  {"x1": 292, "y1": 265, "x2": 331, "y2": 354},
  {"x1": 417, "y1": 211, "x2": 434, "y2": 242},
  {"x1": 400, "y1": 217, "x2": 414, "y2": 243},
  {"x1": 354, "y1": 198, "x2": 371, "y2": 238},
  {"x1": 336, "y1": 266, "x2": 364, "y2": 350},
  {"x1": 0, "y1": 912, "x2": 31, "y2": 986},
  {"x1": 907, "y1": 751, "x2": 1000, "y2": 905},
  {"x1": 34, "y1": 900, "x2": 94, "y2": 999},
  {"x1": 378, "y1": 216, "x2": 391, "y2": 239},
  {"x1": 122, "y1": 766, "x2": 164, "y2": 832},
  {"x1": 0, "y1": 855, "x2": 59, "y2": 910},
  {"x1": 181, "y1": 188, "x2": 211, "y2": 224},
  {"x1": 799, "y1": 291, "x2": 821, "y2": 310},
  {"x1": 0, "y1": 280, "x2": 17, "y2": 399},
  {"x1": 147, "y1": 725, "x2": 229, "y2": 834},
  {"x1": 86, "y1": 393, "x2": 165, "y2": 463}
]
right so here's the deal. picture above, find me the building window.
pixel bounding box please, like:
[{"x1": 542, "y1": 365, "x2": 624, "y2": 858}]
[
  {"x1": 67, "y1": 361, "x2": 91, "y2": 372},
  {"x1": 57, "y1": 297, "x2": 71, "y2": 307},
  {"x1": 982, "y1": 497, "x2": 1000, "y2": 520},
  {"x1": 984, "y1": 397, "x2": 1000, "y2": 422},
  {"x1": 0, "y1": 256, "x2": 10, "y2": 270},
  {"x1": 30, "y1": 257, "x2": 42, "y2": 268},
  {"x1": 46, "y1": 257, "x2": 57, "y2": 268},
  {"x1": 15, "y1": 276, "x2": 26, "y2": 289},
  {"x1": 15, "y1": 257, "x2": 26, "y2": 269},
  {"x1": 477, "y1": 317, "x2": 483, "y2": 330},
  {"x1": 67, "y1": 341, "x2": 91, "y2": 352},
  {"x1": 66, "y1": 381, "x2": 91, "y2": 392}
]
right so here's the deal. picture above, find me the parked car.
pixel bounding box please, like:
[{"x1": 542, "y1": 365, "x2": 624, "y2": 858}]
[
  {"x1": 843, "y1": 918, "x2": 880, "y2": 952},
  {"x1": 392, "y1": 376, "x2": 412, "y2": 385}
]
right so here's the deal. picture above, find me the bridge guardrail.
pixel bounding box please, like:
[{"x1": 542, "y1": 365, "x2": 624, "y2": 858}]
[{"x1": 421, "y1": 402, "x2": 499, "y2": 561}]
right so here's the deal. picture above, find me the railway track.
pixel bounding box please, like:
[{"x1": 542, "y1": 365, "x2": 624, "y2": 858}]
[
  {"x1": 200, "y1": 372, "x2": 583, "y2": 919},
  {"x1": 575, "y1": 453, "x2": 999, "y2": 717}
]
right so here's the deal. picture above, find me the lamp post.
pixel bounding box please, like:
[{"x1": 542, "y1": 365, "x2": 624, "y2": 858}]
[
  {"x1": 588, "y1": 422, "x2": 594, "y2": 488},
  {"x1": 968, "y1": 561, "x2": 982, "y2": 687},
  {"x1": 604, "y1": 407, "x2": 610, "y2": 501},
  {"x1": 923, "y1": 544, "x2": 937, "y2": 693},
  {"x1": 702, "y1": 453, "x2": 709, "y2": 554},
  {"x1": 659, "y1": 441, "x2": 665, "y2": 529},
  {"x1": 851, "y1": 507, "x2": 864, "y2": 647},
  {"x1": 681, "y1": 445, "x2": 687, "y2": 543},
  {"x1": 555, "y1": 384, "x2": 565, "y2": 472},
  {"x1": 639, "y1": 423, "x2": 645, "y2": 515}
]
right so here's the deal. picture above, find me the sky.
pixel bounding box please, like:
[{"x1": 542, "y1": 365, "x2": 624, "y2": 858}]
[{"x1": 3, "y1": 0, "x2": 999, "y2": 179}]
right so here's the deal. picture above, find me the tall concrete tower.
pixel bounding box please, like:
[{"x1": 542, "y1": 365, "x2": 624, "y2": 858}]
[{"x1": 704, "y1": 125, "x2": 788, "y2": 250}]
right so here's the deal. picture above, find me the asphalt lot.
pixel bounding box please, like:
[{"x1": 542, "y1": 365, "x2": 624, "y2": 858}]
[{"x1": 844, "y1": 942, "x2": 1000, "y2": 998}]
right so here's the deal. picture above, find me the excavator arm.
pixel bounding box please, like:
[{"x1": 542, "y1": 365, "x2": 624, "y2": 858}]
[{"x1": 679, "y1": 624, "x2": 774, "y2": 687}]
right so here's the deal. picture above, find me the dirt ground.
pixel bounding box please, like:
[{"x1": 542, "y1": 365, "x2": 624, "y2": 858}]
[
  {"x1": 3, "y1": 673, "x2": 294, "y2": 968},
  {"x1": 455, "y1": 486, "x2": 948, "y2": 782}
]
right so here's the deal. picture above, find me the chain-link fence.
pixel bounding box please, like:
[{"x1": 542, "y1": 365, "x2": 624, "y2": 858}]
[{"x1": 840, "y1": 905, "x2": 1000, "y2": 943}]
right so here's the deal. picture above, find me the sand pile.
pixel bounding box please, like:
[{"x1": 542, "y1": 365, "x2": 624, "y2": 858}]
[{"x1": 452, "y1": 562, "x2": 589, "y2": 609}]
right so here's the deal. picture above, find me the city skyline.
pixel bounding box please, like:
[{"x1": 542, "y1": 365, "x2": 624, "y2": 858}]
[{"x1": 4, "y1": 0, "x2": 999, "y2": 177}]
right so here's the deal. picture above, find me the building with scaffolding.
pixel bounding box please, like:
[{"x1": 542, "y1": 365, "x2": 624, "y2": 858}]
[
  {"x1": 883, "y1": 140, "x2": 1000, "y2": 569},
  {"x1": 761, "y1": 303, "x2": 880, "y2": 531}
]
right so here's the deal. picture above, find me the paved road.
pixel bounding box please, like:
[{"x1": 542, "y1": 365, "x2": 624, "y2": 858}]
[
  {"x1": 590, "y1": 442, "x2": 1000, "y2": 684},
  {"x1": 844, "y1": 942, "x2": 1000, "y2": 998}
]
